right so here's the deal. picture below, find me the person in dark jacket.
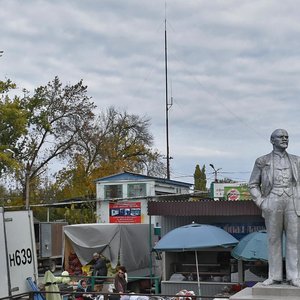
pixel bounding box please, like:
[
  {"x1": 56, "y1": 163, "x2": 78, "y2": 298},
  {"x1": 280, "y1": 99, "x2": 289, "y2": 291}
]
[{"x1": 91, "y1": 252, "x2": 108, "y2": 292}]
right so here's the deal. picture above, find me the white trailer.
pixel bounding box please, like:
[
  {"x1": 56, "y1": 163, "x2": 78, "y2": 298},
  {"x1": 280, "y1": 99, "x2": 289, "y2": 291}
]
[{"x1": 0, "y1": 208, "x2": 38, "y2": 298}]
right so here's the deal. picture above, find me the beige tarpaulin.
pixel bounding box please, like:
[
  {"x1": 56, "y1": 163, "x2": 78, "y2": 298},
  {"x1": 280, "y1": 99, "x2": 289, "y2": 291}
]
[{"x1": 63, "y1": 223, "x2": 152, "y2": 274}]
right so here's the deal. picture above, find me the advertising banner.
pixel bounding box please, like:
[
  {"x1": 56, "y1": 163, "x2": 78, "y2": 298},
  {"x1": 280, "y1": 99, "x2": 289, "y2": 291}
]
[
  {"x1": 109, "y1": 201, "x2": 141, "y2": 223},
  {"x1": 224, "y1": 185, "x2": 251, "y2": 201},
  {"x1": 210, "y1": 182, "x2": 247, "y2": 199}
]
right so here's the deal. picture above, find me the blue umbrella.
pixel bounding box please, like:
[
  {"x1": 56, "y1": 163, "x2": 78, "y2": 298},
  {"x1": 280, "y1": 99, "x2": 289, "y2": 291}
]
[
  {"x1": 153, "y1": 223, "x2": 238, "y2": 296},
  {"x1": 231, "y1": 230, "x2": 285, "y2": 261},
  {"x1": 154, "y1": 223, "x2": 238, "y2": 251}
]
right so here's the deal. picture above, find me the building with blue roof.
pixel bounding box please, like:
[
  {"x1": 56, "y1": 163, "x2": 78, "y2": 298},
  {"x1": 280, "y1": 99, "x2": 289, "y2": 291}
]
[{"x1": 95, "y1": 171, "x2": 192, "y2": 224}]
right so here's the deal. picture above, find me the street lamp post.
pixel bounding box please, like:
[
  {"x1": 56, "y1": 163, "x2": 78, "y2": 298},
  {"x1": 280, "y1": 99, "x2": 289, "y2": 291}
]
[{"x1": 209, "y1": 164, "x2": 222, "y2": 182}]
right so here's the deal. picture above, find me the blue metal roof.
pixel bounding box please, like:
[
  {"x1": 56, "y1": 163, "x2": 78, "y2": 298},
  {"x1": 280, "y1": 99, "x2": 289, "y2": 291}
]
[{"x1": 95, "y1": 171, "x2": 192, "y2": 188}]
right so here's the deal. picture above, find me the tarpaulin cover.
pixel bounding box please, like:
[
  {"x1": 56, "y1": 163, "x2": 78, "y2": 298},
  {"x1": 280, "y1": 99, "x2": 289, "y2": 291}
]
[{"x1": 63, "y1": 223, "x2": 152, "y2": 272}]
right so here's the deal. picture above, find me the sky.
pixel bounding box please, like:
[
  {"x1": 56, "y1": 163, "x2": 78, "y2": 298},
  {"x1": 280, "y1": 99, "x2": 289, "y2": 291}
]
[{"x1": 2, "y1": 0, "x2": 300, "y2": 185}]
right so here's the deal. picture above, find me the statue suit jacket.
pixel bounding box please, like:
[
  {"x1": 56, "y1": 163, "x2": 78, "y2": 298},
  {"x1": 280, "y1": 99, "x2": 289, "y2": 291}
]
[{"x1": 249, "y1": 151, "x2": 300, "y2": 216}]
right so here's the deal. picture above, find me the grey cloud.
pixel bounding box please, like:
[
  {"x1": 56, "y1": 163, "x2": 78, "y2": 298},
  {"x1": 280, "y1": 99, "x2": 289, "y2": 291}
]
[{"x1": 2, "y1": 0, "x2": 300, "y2": 183}]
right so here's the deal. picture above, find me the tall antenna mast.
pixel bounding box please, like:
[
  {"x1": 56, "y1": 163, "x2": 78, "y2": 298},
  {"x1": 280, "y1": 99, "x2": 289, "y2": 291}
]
[{"x1": 165, "y1": 14, "x2": 171, "y2": 179}]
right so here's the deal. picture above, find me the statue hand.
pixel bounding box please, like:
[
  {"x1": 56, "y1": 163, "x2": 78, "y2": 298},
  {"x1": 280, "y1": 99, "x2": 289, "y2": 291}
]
[{"x1": 260, "y1": 197, "x2": 267, "y2": 210}]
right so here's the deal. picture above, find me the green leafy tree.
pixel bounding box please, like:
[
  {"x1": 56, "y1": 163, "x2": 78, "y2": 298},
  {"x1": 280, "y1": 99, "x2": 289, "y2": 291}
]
[
  {"x1": 218, "y1": 177, "x2": 236, "y2": 183},
  {"x1": 64, "y1": 202, "x2": 96, "y2": 224},
  {"x1": 194, "y1": 164, "x2": 207, "y2": 191},
  {"x1": 0, "y1": 79, "x2": 27, "y2": 175},
  {"x1": 194, "y1": 164, "x2": 202, "y2": 191},
  {"x1": 1, "y1": 77, "x2": 96, "y2": 207},
  {"x1": 200, "y1": 165, "x2": 207, "y2": 190},
  {"x1": 1, "y1": 79, "x2": 166, "y2": 219}
]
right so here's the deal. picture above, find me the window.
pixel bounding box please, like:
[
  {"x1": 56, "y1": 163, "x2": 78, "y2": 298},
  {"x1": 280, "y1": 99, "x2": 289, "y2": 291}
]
[
  {"x1": 104, "y1": 184, "x2": 123, "y2": 199},
  {"x1": 128, "y1": 183, "x2": 146, "y2": 197}
]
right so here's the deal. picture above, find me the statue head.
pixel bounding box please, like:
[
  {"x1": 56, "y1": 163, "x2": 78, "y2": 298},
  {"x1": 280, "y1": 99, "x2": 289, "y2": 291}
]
[{"x1": 270, "y1": 129, "x2": 289, "y2": 151}]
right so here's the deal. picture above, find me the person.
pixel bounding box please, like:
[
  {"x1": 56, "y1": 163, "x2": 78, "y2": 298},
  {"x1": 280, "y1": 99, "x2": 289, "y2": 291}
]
[
  {"x1": 91, "y1": 252, "x2": 108, "y2": 292},
  {"x1": 75, "y1": 279, "x2": 93, "y2": 300},
  {"x1": 114, "y1": 266, "x2": 127, "y2": 293},
  {"x1": 249, "y1": 129, "x2": 300, "y2": 287}
]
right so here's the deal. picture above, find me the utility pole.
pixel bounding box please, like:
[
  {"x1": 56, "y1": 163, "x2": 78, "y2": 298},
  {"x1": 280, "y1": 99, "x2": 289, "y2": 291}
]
[{"x1": 25, "y1": 163, "x2": 30, "y2": 210}]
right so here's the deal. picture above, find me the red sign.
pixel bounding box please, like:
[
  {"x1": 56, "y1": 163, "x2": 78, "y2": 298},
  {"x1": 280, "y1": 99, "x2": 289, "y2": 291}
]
[{"x1": 109, "y1": 201, "x2": 141, "y2": 223}]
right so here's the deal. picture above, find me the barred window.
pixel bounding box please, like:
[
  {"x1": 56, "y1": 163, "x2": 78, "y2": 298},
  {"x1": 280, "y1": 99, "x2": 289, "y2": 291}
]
[
  {"x1": 104, "y1": 184, "x2": 123, "y2": 199},
  {"x1": 128, "y1": 183, "x2": 146, "y2": 197}
]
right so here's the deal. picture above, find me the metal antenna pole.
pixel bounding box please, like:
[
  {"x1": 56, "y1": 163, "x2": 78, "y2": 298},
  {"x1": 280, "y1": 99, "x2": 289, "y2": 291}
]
[{"x1": 165, "y1": 18, "x2": 170, "y2": 180}]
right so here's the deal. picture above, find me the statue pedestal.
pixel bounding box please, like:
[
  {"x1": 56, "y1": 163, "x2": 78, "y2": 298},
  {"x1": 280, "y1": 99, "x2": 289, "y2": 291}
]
[{"x1": 230, "y1": 283, "x2": 300, "y2": 300}]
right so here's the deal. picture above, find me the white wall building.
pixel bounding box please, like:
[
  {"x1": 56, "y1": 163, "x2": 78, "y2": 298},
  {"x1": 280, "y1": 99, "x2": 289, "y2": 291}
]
[{"x1": 95, "y1": 171, "x2": 192, "y2": 226}]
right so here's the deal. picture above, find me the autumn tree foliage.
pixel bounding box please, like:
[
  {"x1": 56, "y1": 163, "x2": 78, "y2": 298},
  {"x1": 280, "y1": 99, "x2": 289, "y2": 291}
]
[
  {"x1": 0, "y1": 77, "x2": 166, "y2": 217},
  {"x1": 54, "y1": 106, "x2": 166, "y2": 201}
]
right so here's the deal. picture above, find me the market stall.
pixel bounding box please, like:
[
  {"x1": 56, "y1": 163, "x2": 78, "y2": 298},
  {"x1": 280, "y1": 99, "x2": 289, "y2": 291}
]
[{"x1": 154, "y1": 223, "x2": 238, "y2": 297}]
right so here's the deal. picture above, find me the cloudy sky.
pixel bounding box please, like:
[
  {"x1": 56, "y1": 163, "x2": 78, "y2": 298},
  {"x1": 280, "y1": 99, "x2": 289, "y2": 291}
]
[{"x1": 2, "y1": 0, "x2": 300, "y2": 185}]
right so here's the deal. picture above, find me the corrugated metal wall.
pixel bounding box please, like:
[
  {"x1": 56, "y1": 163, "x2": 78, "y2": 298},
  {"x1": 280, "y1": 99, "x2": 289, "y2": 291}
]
[{"x1": 148, "y1": 200, "x2": 261, "y2": 217}]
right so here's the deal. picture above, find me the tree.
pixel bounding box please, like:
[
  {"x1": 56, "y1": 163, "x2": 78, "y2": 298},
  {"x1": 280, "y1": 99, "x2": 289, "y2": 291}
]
[
  {"x1": 53, "y1": 107, "x2": 166, "y2": 202},
  {"x1": 218, "y1": 177, "x2": 237, "y2": 183},
  {"x1": 200, "y1": 165, "x2": 207, "y2": 190},
  {"x1": 0, "y1": 79, "x2": 27, "y2": 175},
  {"x1": 194, "y1": 164, "x2": 202, "y2": 191},
  {"x1": 194, "y1": 164, "x2": 207, "y2": 191},
  {"x1": 0, "y1": 78, "x2": 166, "y2": 218},
  {"x1": 1, "y1": 76, "x2": 96, "y2": 207}
]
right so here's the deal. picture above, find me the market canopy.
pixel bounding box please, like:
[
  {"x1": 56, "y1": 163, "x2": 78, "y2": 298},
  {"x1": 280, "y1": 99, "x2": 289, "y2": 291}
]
[
  {"x1": 63, "y1": 223, "x2": 151, "y2": 273},
  {"x1": 154, "y1": 223, "x2": 238, "y2": 252},
  {"x1": 231, "y1": 230, "x2": 286, "y2": 261},
  {"x1": 153, "y1": 223, "x2": 238, "y2": 297}
]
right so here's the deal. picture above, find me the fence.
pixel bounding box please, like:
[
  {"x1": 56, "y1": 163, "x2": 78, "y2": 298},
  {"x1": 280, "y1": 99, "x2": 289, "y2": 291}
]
[
  {"x1": 0, "y1": 291, "x2": 232, "y2": 300},
  {"x1": 0, "y1": 275, "x2": 239, "y2": 300}
]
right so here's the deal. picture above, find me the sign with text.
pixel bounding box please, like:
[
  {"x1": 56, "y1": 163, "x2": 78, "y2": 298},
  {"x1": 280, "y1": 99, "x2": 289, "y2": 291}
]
[
  {"x1": 109, "y1": 201, "x2": 141, "y2": 223},
  {"x1": 215, "y1": 222, "x2": 266, "y2": 240}
]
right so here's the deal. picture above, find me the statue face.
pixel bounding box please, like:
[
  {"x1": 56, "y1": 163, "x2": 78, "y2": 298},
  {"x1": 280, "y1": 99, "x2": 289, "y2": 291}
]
[{"x1": 271, "y1": 129, "x2": 289, "y2": 151}]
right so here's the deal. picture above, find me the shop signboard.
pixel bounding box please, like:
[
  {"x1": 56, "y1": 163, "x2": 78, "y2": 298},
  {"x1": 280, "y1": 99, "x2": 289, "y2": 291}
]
[
  {"x1": 210, "y1": 182, "x2": 245, "y2": 200},
  {"x1": 215, "y1": 222, "x2": 266, "y2": 240},
  {"x1": 109, "y1": 201, "x2": 141, "y2": 223},
  {"x1": 224, "y1": 185, "x2": 251, "y2": 201}
]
